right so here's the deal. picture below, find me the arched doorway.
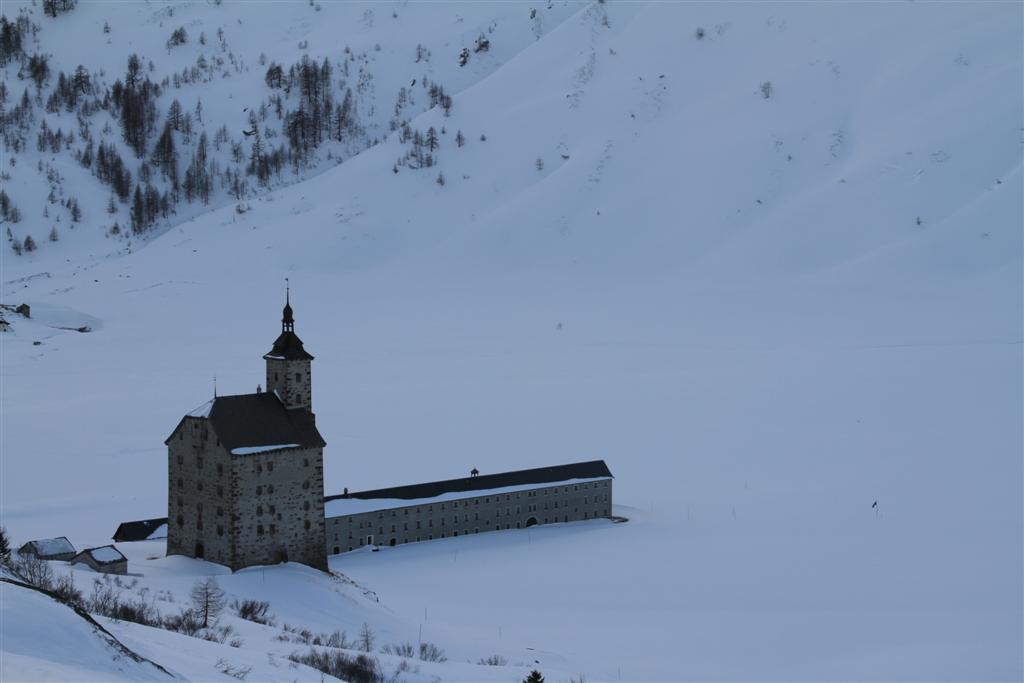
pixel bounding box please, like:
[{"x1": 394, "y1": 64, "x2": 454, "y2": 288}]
[
  {"x1": 194, "y1": 543, "x2": 205, "y2": 559},
  {"x1": 526, "y1": 517, "x2": 538, "y2": 528},
  {"x1": 389, "y1": 538, "x2": 396, "y2": 547},
  {"x1": 273, "y1": 549, "x2": 288, "y2": 564}
]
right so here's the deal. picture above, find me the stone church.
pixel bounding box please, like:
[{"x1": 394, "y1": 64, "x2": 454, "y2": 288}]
[
  {"x1": 163, "y1": 294, "x2": 613, "y2": 572},
  {"x1": 166, "y1": 293, "x2": 327, "y2": 571}
]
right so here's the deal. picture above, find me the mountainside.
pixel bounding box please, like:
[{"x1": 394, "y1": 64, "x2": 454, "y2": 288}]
[{"x1": 1, "y1": 1, "x2": 1021, "y2": 681}]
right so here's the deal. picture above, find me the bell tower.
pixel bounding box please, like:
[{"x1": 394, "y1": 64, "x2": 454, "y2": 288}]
[{"x1": 264, "y1": 283, "x2": 314, "y2": 411}]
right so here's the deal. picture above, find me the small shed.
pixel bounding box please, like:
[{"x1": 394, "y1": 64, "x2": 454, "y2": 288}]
[
  {"x1": 70, "y1": 545, "x2": 127, "y2": 575},
  {"x1": 112, "y1": 517, "x2": 168, "y2": 542},
  {"x1": 18, "y1": 537, "x2": 76, "y2": 561}
]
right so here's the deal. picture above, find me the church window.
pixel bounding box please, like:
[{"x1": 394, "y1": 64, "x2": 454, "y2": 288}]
[
  {"x1": 179, "y1": 432, "x2": 183, "y2": 441},
  {"x1": 216, "y1": 506, "x2": 223, "y2": 517},
  {"x1": 197, "y1": 457, "x2": 203, "y2": 469},
  {"x1": 304, "y1": 501, "x2": 309, "y2": 511},
  {"x1": 257, "y1": 525, "x2": 264, "y2": 535},
  {"x1": 178, "y1": 497, "x2": 183, "y2": 507},
  {"x1": 268, "y1": 484, "x2": 274, "y2": 494},
  {"x1": 197, "y1": 503, "x2": 203, "y2": 512},
  {"x1": 216, "y1": 485, "x2": 223, "y2": 497},
  {"x1": 303, "y1": 458, "x2": 309, "y2": 467},
  {"x1": 271, "y1": 524, "x2": 277, "y2": 533},
  {"x1": 295, "y1": 373, "x2": 302, "y2": 382},
  {"x1": 177, "y1": 478, "x2": 183, "y2": 489},
  {"x1": 217, "y1": 526, "x2": 224, "y2": 536},
  {"x1": 197, "y1": 481, "x2": 204, "y2": 491},
  {"x1": 177, "y1": 454, "x2": 183, "y2": 465},
  {"x1": 302, "y1": 480, "x2": 310, "y2": 490},
  {"x1": 269, "y1": 505, "x2": 276, "y2": 514},
  {"x1": 256, "y1": 464, "x2": 262, "y2": 474},
  {"x1": 267, "y1": 461, "x2": 274, "y2": 472},
  {"x1": 257, "y1": 505, "x2": 263, "y2": 516},
  {"x1": 196, "y1": 519, "x2": 203, "y2": 530},
  {"x1": 176, "y1": 515, "x2": 184, "y2": 527},
  {"x1": 391, "y1": 524, "x2": 396, "y2": 532},
  {"x1": 217, "y1": 464, "x2": 223, "y2": 476}
]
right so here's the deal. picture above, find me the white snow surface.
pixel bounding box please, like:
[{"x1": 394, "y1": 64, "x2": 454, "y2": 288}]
[
  {"x1": 230, "y1": 443, "x2": 301, "y2": 455},
  {"x1": 325, "y1": 477, "x2": 610, "y2": 516},
  {"x1": 0, "y1": 579, "x2": 173, "y2": 682},
  {"x1": 85, "y1": 545, "x2": 126, "y2": 563},
  {"x1": 1, "y1": 1, "x2": 1021, "y2": 681},
  {"x1": 185, "y1": 400, "x2": 213, "y2": 419}
]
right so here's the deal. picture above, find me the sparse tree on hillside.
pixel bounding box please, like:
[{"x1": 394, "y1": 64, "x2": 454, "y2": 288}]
[
  {"x1": 190, "y1": 577, "x2": 225, "y2": 628},
  {"x1": 523, "y1": 671, "x2": 545, "y2": 683},
  {"x1": 22, "y1": 234, "x2": 36, "y2": 252},
  {"x1": 358, "y1": 622, "x2": 375, "y2": 652},
  {"x1": 0, "y1": 526, "x2": 11, "y2": 565}
]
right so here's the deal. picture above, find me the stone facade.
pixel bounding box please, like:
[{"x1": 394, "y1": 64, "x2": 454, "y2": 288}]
[
  {"x1": 265, "y1": 358, "x2": 311, "y2": 411},
  {"x1": 325, "y1": 478, "x2": 613, "y2": 554},
  {"x1": 231, "y1": 444, "x2": 326, "y2": 570},
  {"x1": 167, "y1": 416, "x2": 234, "y2": 566}
]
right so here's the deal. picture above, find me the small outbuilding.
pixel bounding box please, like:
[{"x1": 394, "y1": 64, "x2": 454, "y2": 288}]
[
  {"x1": 70, "y1": 545, "x2": 127, "y2": 575},
  {"x1": 18, "y1": 537, "x2": 76, "y2": 561}
]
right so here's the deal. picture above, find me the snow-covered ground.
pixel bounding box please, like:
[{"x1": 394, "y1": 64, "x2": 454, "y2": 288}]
[{"x1": 1, "y1": 1, "x2": 1021, "y2": 681}]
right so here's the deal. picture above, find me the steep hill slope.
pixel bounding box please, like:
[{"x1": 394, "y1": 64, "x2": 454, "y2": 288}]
[{"x1": 0, "y1": 575, "x2": 174, "y2": 682}]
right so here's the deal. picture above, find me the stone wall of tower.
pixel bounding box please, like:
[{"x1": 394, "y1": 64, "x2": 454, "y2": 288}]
[
  {"x1": 231, "y1": 445, "x2": 327, "y2": 571},
  {"x1": 167, "y1": 417, "x2": 235, "y2": 566},
  {"x1": 266, "y1": 359, "x2": 312, "y2": 411}
]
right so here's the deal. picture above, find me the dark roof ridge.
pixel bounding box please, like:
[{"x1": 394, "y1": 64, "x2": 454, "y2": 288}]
[{"x1": 326, "y1": 459, "x2": 613, "y2": 503}]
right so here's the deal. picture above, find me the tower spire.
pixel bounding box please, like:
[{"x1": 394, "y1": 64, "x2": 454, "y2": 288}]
[{"x1": 282, "y1": 278, "x2": 294, "y2": 332}]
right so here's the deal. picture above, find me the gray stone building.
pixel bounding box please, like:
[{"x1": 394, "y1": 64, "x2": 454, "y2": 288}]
[
  {"x1": 166, "y1": 293, "x2": 327, "y2": 572},
  {"x1": 18, "y1": 537, "x2": 76, "y2": 561},
  {"x1": 157, "y1": 294, "x2": 613, "y2": 572},
  {"x1": 323, "y1": 461, "x2": 614, "y2": 554}
]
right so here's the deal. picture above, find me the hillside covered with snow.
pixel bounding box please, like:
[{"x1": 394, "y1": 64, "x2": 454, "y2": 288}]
[{"x1": 1, "y1": 0, "x2": 1021, "y2": 681}]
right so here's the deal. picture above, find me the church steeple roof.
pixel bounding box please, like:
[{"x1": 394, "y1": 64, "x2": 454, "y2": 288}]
[
  {"x1": 282, "y1": 282, "x2": 294, "y2": 329},
  {"x1": 264, "y1": 284, "x2": 314, "y2": 361}
]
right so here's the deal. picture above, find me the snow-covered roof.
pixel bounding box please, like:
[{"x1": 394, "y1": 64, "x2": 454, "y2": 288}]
[
  {"x1": 77, "y1": 545, "x2": 126, "y2": 564},
  {"x1": 325, "y1": 477, "x2": 610, "y2": 517},
  {"x1": 231, "y1": 443, "x2": 301, "y2": 455},
  {"x1": 146, "y1": 524, "x2": 168, "y2": 540},
  {"x1": 24, "y1": 537, "x2": 75, "y2": 556},
  {"x1": 187, "y1": 399, "x2": 214, "y2": 418}
]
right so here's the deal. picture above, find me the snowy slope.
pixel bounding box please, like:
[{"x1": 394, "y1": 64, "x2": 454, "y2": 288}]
[
  {"x1": 0, "y1": 577, "x2": 174, "y2": 682},
  {"x1": 1, "y1": 1, "x2": 1021, "y2": 681}
]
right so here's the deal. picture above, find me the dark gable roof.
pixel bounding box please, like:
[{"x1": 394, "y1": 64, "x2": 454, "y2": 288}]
[
  {"x1": 166, "y1": 392, "x2": 325, "y2": 452},
  {"x1": 112, "y1": 518, "x2": 167, "y2": 542},
  {"x1": 326, "y1": 460, "x2": 613, "y2": 503},
  {"x1": 264, "y1": 331, "x2": 314, "y2": 361}
]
